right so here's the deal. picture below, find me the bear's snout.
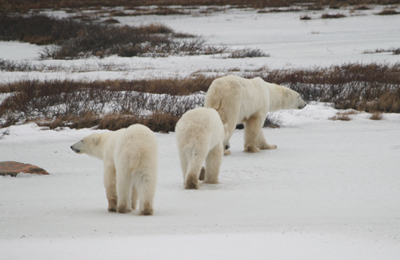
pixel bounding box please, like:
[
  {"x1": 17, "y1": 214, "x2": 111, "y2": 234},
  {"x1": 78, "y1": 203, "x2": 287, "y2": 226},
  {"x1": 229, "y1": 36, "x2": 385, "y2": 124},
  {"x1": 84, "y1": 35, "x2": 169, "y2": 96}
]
[
  {"x1": 298, "y1": 103, "x2": 307, "y2": 109},
  {"x1": 70, "y1": 145, "x2": 80, "y2": 153}
]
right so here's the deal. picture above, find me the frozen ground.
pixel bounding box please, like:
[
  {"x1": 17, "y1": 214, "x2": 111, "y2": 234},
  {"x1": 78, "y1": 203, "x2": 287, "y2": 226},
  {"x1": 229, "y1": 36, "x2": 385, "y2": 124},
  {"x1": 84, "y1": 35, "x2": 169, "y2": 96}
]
[
  {"x1": 1, "y1": 6, "x2": 400, "y2": 259},
  {"x1": 1, "y1": 104, "x2": 400, "y2": 259}
]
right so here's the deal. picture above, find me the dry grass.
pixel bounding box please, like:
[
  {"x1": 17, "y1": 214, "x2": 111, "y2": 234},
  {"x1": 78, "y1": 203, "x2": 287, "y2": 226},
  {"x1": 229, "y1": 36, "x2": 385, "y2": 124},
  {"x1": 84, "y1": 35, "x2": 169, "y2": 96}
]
[
  {"x1": 369, "y1": 112, "x2": 384, "y2": 120},
  {"x1": 300, "y1": 15, "x2": 312, "y2": 20},
  {"x1": 0, "y1": 14, "x2": 183, "y2": 59},
  {"x1": 363, "y1": 47, "x2": 400, "y2": 55},
  {"x1": 0, "y1": 14, "x2": 268, "y2": 59},
  {"x1": 0, "y1": 78, "x2": 206, "y2": 130},
  {"x1": 321, "y1": 13, "x2": 347, "y2": 19},
  {"x1": 329, "y1": 110, "x2": 359, "y2": 121},
  {"x1": 353, "y1": 5, "x2": 372, "y2": 10},
  {"x1": 2, "y1": 0, "x2": 400, "y2": 14},
  {"x1": 1, "y1": 63, "x2": 400, "y2": 131},
  {"x1": 376, "y1": 8, "x2": 400, "y2": 15},
  {"x1": 228, "y1": 48, "x2": 269, "y2": 58}
]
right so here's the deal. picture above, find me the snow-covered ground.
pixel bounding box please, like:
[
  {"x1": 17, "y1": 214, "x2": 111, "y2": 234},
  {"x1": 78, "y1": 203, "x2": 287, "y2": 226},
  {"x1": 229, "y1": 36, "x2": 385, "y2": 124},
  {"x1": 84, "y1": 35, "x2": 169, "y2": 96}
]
[
  {"x1": 1, "y1": 6, "x2": 400, "y2": 259},
  {"x1": 1, "y1": 105, "x2": 400, "y2": 259}
]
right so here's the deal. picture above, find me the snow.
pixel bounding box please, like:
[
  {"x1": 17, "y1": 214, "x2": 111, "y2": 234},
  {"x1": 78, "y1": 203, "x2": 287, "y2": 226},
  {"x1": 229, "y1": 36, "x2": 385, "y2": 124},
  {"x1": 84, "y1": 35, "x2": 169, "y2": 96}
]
[
  {"x1": 1, "y1": 6, "x2": 400, "y2": 259},
  {"x1": 1, "y1": 106, "x2": 400, "y2": 259}
]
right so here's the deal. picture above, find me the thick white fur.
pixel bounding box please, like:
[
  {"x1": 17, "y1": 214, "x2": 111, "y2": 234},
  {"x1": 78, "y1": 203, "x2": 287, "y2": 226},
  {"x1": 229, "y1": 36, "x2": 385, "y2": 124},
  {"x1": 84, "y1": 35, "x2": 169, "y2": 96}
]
[
  {"x1": 175, "y1": 107, "x2": 229, "y2": 189},
  {"x1": 70, "y1": 124, "x2": 158, "y2": 215},
  {"x1": 205, "y1": 75, "x2": 306, "y2": 154}
]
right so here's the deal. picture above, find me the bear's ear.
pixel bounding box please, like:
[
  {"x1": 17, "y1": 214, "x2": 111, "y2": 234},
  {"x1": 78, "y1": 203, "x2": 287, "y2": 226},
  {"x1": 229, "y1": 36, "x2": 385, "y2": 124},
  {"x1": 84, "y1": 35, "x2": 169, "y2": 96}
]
[{"x1": 92, "y1": 136, "x2": 100, "y2": 146}]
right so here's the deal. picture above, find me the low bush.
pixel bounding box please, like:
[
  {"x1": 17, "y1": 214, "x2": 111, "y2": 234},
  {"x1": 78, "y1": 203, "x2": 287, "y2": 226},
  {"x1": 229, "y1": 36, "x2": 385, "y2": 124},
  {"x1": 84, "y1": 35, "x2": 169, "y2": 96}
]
[
  {"x1": 376, "y1": 9, "x2": 400, "y2": 15},
  {"x1": 369, "y1": 112, "x2": 383, "y2": 120},
  {"x1": 300, "y1": 15, "x2": 312, "y2": 20},
  {"x1": 321, "y1": 13, "x2": 346, "y2": 18},
  {"x1": 0, "y1": 14, "x2": 263, "y2": 59},
  {"x1": 228, "y1": 48, "x2": 270, "y2": 58},
  {"x1": 2, "y1": 0, "x2": 400, "y2": 14},
  {"x1": 0, "y1": 78, "x2": 205, "y2": 130},
  {"x1": 329, "y1": 110, "x2": 359, "y2": 121},
  {"x1": 363, "y1": 47, "x2": 400, "y2": 55}
]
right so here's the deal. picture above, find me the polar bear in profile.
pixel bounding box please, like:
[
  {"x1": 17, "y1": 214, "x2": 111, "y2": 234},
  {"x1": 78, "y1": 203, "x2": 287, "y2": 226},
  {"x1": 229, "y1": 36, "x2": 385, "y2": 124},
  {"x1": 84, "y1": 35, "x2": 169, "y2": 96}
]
[
  {"x1": 205, "y1": 75, "x2": 306, "y2": 154},
  {"x1": 70, "y1": 124, "x2": 158, "y2": 215},
  {"x1": 175, "y1": 107, "x2": 229, "y2": 189}
]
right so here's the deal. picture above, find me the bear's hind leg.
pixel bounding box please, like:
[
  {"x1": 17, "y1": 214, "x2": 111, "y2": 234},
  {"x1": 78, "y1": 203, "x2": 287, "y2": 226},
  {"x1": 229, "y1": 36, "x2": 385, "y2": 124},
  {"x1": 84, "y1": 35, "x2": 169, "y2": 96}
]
[
  {"x1": 199, "y1": 167, "x2": 205, "y2": 180},
  {"x1": 204, "y1": 143, "x2": 223, "y2": 184},
  {"x1": 104, "y1": 163, "x2": 117, "y2": 212},
  {"x1": 178, "y1": 149, "x2": 189, "y2": 185},
  {"x1": 116, "y1": 167, "x2": 133, "y2": 213},
  {"x1": 185, "y1": 148, "x2": 207, "y2": 189},
  {"x1": 185, "y1": 173, "x2": 199, "y2": 189},
  {"x1": 136, "y1": 174, "x2": 156, "y2": 215}
]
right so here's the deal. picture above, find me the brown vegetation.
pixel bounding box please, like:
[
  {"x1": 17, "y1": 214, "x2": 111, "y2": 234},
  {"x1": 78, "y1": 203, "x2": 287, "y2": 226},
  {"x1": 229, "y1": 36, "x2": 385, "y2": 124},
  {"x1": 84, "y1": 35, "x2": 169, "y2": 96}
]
[
  {"x1": 329, "y1": 110, "x2": 359, "y2": 121},
  {"x1": 300, "y1": 15, "x2": 312, "y2": 20},
  {"x1": 0, "y1": 14, "x2": 267, "y2": 59},
  {"x1": 363, "y1": 47, "x2": 400, "y2": 55},
  {"x1": 1, "y1": 63, "x2": 399, "y2": 131},
  {"x1": 1, "y1": 0, "x2": 400, "y2": 14},
  {"x1": 0, "y1": 14, "x2": 206, "y2": 59},
  {"x1": 376, "y1": 8, "x2": 400, "y2": 15},
  {"x1": 321, "y1": 13, "x2": 346, "y2": 18},
  {"x1": 369, "y1": 112, "x2": 383, "y2": 120}
]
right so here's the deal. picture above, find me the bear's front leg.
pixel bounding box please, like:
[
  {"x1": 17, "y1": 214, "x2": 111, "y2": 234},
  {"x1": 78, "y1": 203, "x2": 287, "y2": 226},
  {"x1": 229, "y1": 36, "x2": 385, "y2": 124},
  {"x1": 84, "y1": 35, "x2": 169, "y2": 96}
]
[
  {"x1": 243, "y1": 114, "x2": 262, "y2": 153},
  {"x1": 104, "y1": 163, "x2": 117, "y2": 212},
  {"x1": 256, "y1": 130, "x2": 277, "y2": 150}
]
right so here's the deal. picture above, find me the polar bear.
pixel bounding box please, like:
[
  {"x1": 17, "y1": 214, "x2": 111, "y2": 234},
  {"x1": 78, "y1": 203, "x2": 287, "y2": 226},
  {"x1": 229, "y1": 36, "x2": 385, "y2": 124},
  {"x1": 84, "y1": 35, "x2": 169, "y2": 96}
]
[
  {"x1": 175, "y1": 107, "x2": 229, "y2": 189},
  {"x1": 70, "y1": 124, "x2": 158, "y2": 215},
  {"x1": 205, "y1": 75, "x2": 306, "y2": 154}
]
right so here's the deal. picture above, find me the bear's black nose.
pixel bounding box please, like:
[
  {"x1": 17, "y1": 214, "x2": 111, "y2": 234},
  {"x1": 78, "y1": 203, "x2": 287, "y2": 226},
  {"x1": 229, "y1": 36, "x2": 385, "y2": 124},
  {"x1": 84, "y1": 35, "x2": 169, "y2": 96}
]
[
  {"x1": 70, "y1": 146, "x2": 80, "y2": 153},
  {"x1": 225, "y1": 145, "x2": 230, "y2": 150}
]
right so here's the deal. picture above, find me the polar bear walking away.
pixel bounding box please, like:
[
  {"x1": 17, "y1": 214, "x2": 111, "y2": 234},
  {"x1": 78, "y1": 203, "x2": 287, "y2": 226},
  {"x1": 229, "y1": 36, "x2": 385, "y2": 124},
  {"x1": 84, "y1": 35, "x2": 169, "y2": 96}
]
[
  {"x1": 205, "y1": 75, "x2": 306, "y2": 154},
  {"x1": 70, "y1": 124, "x2": 158, "y2": 215},
  {"x1": 175, "y1": 107, "x2": 229, "y2": 189}
]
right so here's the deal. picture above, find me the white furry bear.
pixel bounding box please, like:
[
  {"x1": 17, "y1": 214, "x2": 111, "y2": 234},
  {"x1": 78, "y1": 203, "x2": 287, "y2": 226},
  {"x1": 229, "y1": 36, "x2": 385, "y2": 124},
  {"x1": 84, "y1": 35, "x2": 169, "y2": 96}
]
[
  {"x1": 175, "y1": 107, "x2": 229, "y2": 189},
  {"x1": 205, "y1": 75, "x2": 306, "y2": 154},
  {"x1": 70, "y1": 124, "x2": 158, "y2": 215}
]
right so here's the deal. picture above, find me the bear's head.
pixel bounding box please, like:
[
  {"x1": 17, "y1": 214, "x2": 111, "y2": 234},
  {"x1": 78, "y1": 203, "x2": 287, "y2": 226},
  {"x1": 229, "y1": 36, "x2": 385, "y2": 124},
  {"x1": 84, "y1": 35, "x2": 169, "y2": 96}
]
[
  {"x1": 70, "y1": 133, "x2": 101, "y2": 156},
  {"x1": 286, "y1": 88, "x2": 307, "y2": 109}
]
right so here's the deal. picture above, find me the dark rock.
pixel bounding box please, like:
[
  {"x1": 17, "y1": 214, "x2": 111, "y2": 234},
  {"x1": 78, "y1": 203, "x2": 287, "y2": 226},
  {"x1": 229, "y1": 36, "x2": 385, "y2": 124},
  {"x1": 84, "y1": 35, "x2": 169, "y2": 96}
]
[{"x1": 0, "y1": 161, "x2": 49, "y2": 177}]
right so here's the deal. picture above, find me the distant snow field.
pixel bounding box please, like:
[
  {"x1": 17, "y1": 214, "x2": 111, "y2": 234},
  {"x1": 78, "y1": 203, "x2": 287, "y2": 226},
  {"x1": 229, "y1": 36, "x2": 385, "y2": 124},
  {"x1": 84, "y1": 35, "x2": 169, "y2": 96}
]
[
  {"x1": 1, "y1": 6, "x2": 400, "y2": 82},
  {"x1": 1, "y1": 6, "x2": 400, "y2": 260}
]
